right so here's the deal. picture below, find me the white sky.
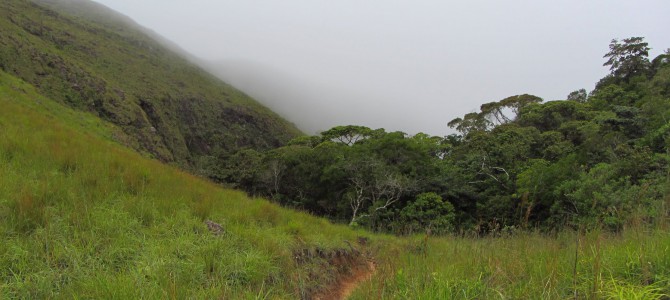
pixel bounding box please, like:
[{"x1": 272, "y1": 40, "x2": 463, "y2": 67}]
[{"x1": 94, "y1": 0, "x2": 670, "y2": 135}]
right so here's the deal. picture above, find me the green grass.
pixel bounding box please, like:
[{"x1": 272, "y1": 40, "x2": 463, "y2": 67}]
[
  {"x1": 0, "y1": 71, "x2": 363, "y2": 299},
  {"x1": 352, "y1": 226, "x2": 670, "y2": 299},
  {"x1": 1, "y1": 69, "x2": 669, "y2": 299}
]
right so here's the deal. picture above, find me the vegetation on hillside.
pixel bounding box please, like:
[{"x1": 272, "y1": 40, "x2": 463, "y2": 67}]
[
  {"x1": 6, "y1": 0, "x2": 664, "y2": 237},
  {"x1": 223, "y1": 38, "x2": 670, "y2": 235},
  {"x1": 0, "y1": 0, "x2": 300, "y2": 170},
  {"x1": 0, "y1": 70, "x2": 367, "y2": 299},
  {"x1": 2, "y1": 67, "x2": 668, "y2": 299},
  {"x1": 0, "y1": 0, "x2": 668, "y2": 297},
  {"x1": 0, "y1": 0, "x2": 670, "y2": 292}
]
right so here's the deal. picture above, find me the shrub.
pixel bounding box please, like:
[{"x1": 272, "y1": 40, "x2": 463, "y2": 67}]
[{"x1": 398, "y1": 192, "x2": 455, "y2": 234}]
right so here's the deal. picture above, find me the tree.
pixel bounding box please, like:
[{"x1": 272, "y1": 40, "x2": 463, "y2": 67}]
[
  {"x1": 480, "y1": 101, "x2": 512, "y2": 125},
  {"x1": 517, "y1": 100, "x2": 591, "y2": 132},
  {"x1": 498, "y1": 94, "x2": 543, "y2": 116},
  {"x1": 343, "y1": 157, "x2": 381, "y2": 226},
  {"x1": 603, "y1": 37, "x2": 650, "y2": 80},
  {"x1": 480, "y1": 94, "x2": 543, "y2": 126},
  {"x1": 650, "y1": 49, "x2": 670, "y2": 74},
  {"x1": 321, "y1": 125, "x2": 379, "y2": 146},
  {"x1": 220, "y1": 149, "x2": 263, "y2": 191},
  {"x1": 339, "y1": 153, "x2": 413, "y2": 226},
  {"x1": 449, "y1": 94, "x2": 542, "y2": 135},
  {"x1": 567, "y1": 89, "x2": 588, "y2": 103},
  {"x1": 448, "y1": 112, "x2": 491, "y2": 136}
]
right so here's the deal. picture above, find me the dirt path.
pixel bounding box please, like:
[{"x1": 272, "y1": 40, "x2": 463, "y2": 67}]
[{"x1": 314, "y1": 261, "x2": 376, "y2": 300}]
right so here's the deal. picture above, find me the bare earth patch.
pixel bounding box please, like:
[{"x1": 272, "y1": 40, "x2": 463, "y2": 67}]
[{"x1": 314, "y1": 260, "x2": 376, "y2": 300}]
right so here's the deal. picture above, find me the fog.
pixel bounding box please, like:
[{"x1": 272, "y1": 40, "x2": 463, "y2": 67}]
[{"x1": 94, "y1": 0, "x2": 669, "y2": 136}]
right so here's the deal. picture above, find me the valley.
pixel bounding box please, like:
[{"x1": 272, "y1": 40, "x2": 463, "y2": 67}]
[{"x1": 1, "y1": 1, "x2": 668, "y2": 299}]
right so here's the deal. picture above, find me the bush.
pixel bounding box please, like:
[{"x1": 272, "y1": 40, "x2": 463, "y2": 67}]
[{"x1": 398, "y1": 192, "x2": 455, "y2": 234}]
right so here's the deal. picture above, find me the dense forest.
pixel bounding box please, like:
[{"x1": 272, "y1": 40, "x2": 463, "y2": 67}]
[{"x1": 204, "y1": 37, "x2": 670, "y2": 234}]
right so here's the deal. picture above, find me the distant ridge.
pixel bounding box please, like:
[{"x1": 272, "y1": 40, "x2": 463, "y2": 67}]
[{"x1": 0, "y1": 0, "x2": 301, "y2": 170}]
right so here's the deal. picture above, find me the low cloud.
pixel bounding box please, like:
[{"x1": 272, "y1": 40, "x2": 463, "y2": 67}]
[{"x1": 94, "y1": 0, "x2": 670, "y2": 136}]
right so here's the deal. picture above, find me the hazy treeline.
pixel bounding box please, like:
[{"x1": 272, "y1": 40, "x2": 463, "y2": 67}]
[{"x1": 201, "y1": 37, "x2": 670, "y2": 234}]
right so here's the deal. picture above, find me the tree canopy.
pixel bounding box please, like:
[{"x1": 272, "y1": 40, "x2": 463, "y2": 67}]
[{"x1": 213, "y1": 37, "x2": 669, "y2": 235}]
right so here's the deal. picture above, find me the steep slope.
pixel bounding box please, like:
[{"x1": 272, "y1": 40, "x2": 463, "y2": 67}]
[
  {"x1": 0, "y1": 70, "x2": 368, "y2": 298},
  {"x1": 0, "y1": 0, "x2": 301, "y2": 169}
]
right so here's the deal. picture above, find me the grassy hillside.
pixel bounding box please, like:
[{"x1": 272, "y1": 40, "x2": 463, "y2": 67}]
[
  {"x1": 0, "y1": 71, "x2": 365, "y2": 299},
  {"x1": 0, "y1": 0, "x2": 301, "y2": 170},
  {"x1": 1, "y1": 70, "x2": 669, "y2": 299}
]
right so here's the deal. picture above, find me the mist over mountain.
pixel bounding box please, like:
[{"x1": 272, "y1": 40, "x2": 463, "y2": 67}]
[
  {"x1": 93, "y1": 0, "x2": 670, "y2": 136},
  {"x1": 203, "y1": 59, "x2": 421, "y2": 135},
  {"x1": 0, "y1": 0, "x2": 300, "y2": 169}
]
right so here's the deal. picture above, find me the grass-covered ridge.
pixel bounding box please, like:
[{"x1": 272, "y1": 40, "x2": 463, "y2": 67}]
[
  {"x1": 0, "y1": 71, "x2": 364, "y2": 299},
  {"x1": 0, "y1": 0, "x2": 301, "y2": 169}
]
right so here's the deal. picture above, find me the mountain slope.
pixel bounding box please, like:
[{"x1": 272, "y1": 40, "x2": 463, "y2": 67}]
[
  {"x1": 0, "y1": 0, "x2": 301, "y2": 169},
  {"x1": 0, "y1": 70, "x2": 367, "y2": 298}
]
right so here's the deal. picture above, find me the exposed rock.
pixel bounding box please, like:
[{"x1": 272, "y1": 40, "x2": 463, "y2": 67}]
[{"x1": 204, "y1": 220, "x2": 223, "y2": 235}]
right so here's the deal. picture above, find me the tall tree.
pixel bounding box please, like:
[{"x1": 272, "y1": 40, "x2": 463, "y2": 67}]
[
  {"x1": 321, "y1": 125, "x2": 378, "y2": 146},
  {"x1": 603, "y1": 37, "x2": 650, "y2": 80}
]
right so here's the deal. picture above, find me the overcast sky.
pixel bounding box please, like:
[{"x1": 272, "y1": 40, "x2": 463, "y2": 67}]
[{"x1": 94, "y1": 0, "x2": 669, "y2": 136}]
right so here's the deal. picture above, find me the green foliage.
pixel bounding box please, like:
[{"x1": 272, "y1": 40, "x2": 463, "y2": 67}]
[
  {"x1": 398, "y1": 193, "x2": 455, "y2": 234},
  {"x1": 236, "y1": 37, "x2": 670, "y2": 235},
  {"x1": 240, "y1": 127, "x2": 450, "y2": 232},
  {"x1": 448, "y1": 94, "x2": 542, "y2": 135},
  {"x1": 604, "y1": 37, "x2": 651, "y2": 80},
  {"x1": 567, "y1": 88, "x2": 588, "y2": 102},
  {"x1": 320, "y1": 125, "x2": 379, "y2": 145},
  {"x1": 448, "y1": 112, "x2": 492, "y2": 135}
]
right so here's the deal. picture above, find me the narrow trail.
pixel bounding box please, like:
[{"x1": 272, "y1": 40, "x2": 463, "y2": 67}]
[{"x1": 314, "y1": 260, "x2": 376, "y2": 300}]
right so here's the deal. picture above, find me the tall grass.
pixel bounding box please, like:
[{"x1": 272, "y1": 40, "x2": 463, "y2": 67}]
[
  {"x1": 0, "y1": 71, "x2": 368, "y2": 298},
  {"x1": 351, "y1": 226, "x2": 670, "y2": 299}
]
